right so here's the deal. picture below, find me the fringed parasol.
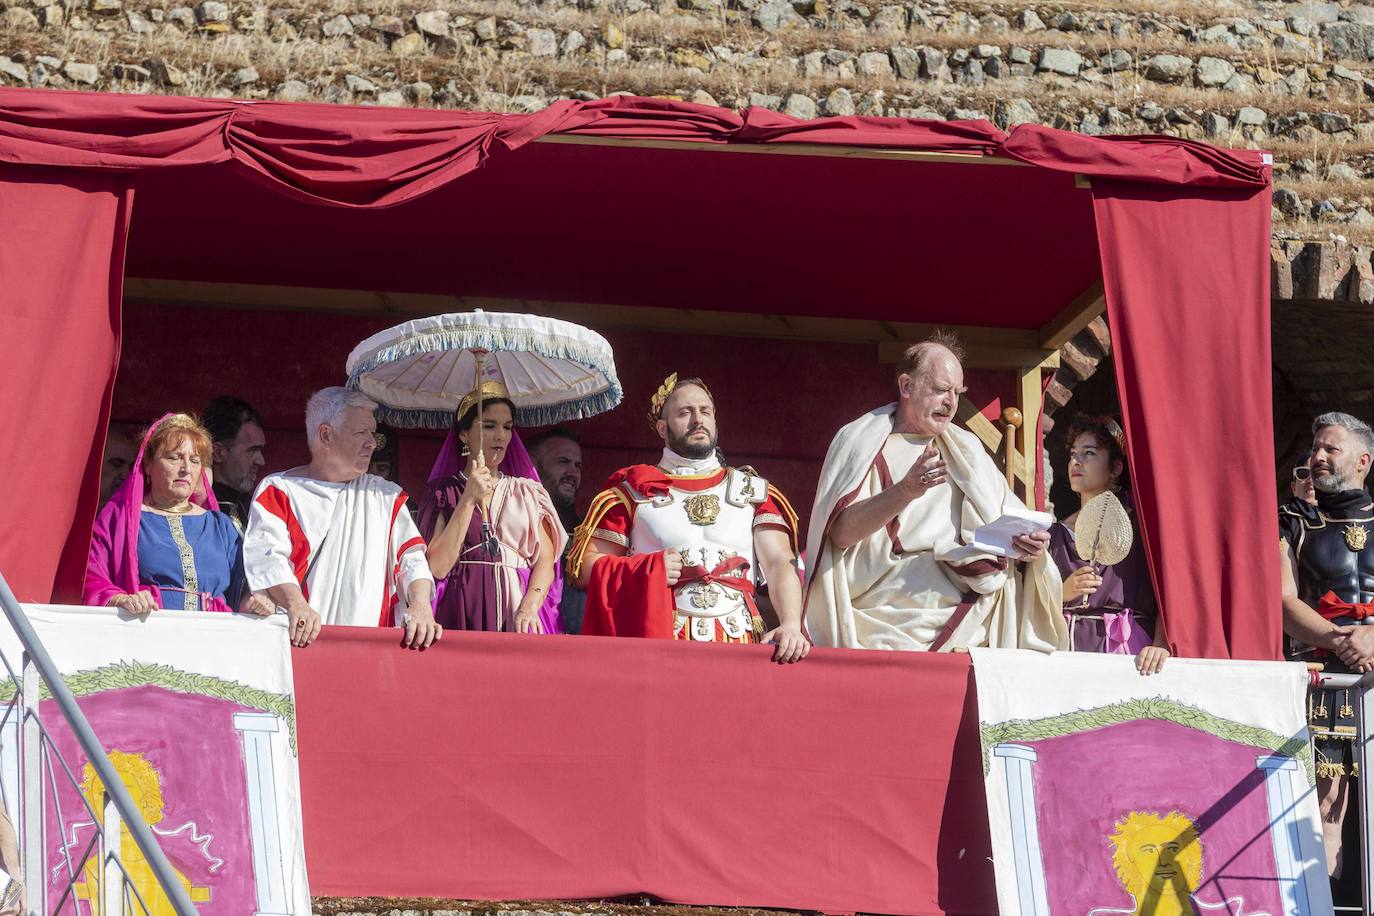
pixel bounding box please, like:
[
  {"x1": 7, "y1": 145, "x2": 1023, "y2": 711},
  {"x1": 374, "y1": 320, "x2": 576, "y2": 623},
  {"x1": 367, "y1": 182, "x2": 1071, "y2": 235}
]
[{"x1": 345, "y1": 310, "x2": 622, "y2": 429}]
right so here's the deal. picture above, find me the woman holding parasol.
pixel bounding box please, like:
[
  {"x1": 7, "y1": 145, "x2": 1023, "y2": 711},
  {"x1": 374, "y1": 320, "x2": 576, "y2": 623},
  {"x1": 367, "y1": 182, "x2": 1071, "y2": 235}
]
[
  {"x1": 418, "y1": 381, "x2": 566, "y2": 632},
  {"x1": 1049, "y1": 414, "x2": 1169, "y2": 674},
  {"x1": 346, "y1": 310, "x2": 622, "y2": 635}
]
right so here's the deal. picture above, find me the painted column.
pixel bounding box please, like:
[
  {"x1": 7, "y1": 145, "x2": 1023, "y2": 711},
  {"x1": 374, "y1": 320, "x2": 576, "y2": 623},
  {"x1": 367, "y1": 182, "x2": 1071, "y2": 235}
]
[
  {"x1": 993, "y1": 744, "x2": 1050, "y2": 916},
  {"x1": 233, "y1": 713, "x2": 291, "y2": 916},
  {"x1": 19, "y1": 657, "x2": 42, "y2": 916},
  {"x1": 101, "y1": 793, "x2": 123, "y2": 916},
  {"x1": 1256, "y1": 754, "x2": 1323, "y2": 916}
]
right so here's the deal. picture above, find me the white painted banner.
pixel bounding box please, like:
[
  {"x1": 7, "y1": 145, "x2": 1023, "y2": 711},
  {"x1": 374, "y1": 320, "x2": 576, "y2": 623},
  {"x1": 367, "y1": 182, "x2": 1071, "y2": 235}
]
[
  {"x1": 971, "y1": 649, "x2": 1331, "y2": 916},
  {"x1": 0, "y1": 605, "x2": 309, "y2": 915}
]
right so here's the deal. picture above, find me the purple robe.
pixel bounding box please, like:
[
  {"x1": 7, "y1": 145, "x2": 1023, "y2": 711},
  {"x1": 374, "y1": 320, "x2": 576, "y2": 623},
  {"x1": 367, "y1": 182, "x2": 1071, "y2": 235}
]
[
  {"x1": 417, "y1": 473, "x2": 565, "y2": 634},
  {"x1": 1047, "y1": 507, "x2": 1157, "y2": 653}
]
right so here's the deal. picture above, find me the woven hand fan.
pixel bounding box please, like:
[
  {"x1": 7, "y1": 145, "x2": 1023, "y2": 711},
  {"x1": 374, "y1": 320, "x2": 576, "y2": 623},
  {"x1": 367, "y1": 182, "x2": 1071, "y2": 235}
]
[{"x1": 1074, "y1": 490, "x2": 1133, "y2": 567}]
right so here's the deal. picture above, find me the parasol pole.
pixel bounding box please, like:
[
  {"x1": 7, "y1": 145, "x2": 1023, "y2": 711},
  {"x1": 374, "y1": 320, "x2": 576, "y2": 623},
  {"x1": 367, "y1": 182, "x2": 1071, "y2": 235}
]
[
  {"x1": 471, "y1": 348, "x2": 498, "y2": 556},
  {"x1": 473, "y1": 348, "x2": 488, "y2": 459}
]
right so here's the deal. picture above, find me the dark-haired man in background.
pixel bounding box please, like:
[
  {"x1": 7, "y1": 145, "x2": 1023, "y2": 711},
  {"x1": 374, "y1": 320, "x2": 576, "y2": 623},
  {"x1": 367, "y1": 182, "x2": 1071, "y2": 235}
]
[
  {"x1": 529, "y1": 427, "x2": 587, "y2": 633},
  {"x1": 203, "y1": 395, "x2": 267, "y2": 531}
]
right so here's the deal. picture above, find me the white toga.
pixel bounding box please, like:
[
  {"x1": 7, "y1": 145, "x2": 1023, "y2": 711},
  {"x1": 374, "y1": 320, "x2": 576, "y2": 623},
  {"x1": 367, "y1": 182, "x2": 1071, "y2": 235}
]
[
  {"x1": 244, "y1": 470, "x2": 434, "y2": 627},
  {"x1": 803, "y1": 405, "x2": 1066, "y2": 652}
]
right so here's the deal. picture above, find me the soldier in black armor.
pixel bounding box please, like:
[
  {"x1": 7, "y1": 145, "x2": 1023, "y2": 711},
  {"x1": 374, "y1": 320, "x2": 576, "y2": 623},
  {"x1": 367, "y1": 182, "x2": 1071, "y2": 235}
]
[{"x1": 1281, "y1": 411, "x2": 1374, "y2": 883}]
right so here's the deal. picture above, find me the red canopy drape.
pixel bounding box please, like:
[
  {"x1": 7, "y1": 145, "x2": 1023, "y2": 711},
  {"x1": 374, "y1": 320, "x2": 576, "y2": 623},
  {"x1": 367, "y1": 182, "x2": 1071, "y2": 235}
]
[
  {"x1": 0, "y1": 90, "x2": 1276, "y2": 663},
  {"x1": 0, "y1": 165, "x2": 130, "y2": 602}
]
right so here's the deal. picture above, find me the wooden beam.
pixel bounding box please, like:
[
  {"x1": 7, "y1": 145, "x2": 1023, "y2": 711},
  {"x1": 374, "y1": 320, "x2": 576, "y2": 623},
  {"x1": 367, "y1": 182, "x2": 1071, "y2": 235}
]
[
  {"x1": 1038, "y1": 280, "x2": 1105, "y2": 350},
  {"x1": 957, "y1": 396, "x2": 1030, "y2": 484},
  {"x1": 534, "y1": 134, "x2": 1034, "y2": 168},
  {"x1": 125, "y1": 277, "x2": 1055, "y2": 368}
]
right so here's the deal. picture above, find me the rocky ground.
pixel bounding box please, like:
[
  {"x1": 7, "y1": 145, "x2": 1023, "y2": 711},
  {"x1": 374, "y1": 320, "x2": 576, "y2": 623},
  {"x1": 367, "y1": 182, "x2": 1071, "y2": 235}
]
[{"x1": 0, "y1": 0, "x2": 1373, "y2": 240}]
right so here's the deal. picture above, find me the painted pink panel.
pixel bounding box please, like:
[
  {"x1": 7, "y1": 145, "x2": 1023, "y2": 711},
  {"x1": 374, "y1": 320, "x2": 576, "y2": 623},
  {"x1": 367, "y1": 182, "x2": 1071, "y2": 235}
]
[
  {"x1": 1028, "y1": 718, "x2": 1285, "y2": 914},
  {"x1": 40, "y1": 686, "x2": 258, "y2": 914}
]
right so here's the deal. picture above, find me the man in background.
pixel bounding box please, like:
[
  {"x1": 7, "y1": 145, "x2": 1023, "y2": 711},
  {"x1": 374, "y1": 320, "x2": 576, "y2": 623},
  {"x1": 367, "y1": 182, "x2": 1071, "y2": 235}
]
[
  {"x1": 1284, "y1": 451, "x2": 1317, "y2": 510},
  {"x1": 203, "y1": 396, "x2": 266, "y2": 531},
  {"x1": 529, "y1": 427, "x2": 587, "y2": 633},
  {"x1": 368, "y1": 424, "x2": 400, "y2": 482},
  {"x1": 98, "y1": 422, "x2": 139, "y2": 504}
]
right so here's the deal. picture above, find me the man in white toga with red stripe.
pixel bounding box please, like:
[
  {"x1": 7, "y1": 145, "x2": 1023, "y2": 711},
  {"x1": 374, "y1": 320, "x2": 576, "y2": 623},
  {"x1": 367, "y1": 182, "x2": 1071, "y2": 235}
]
[{"x1": 243, "y1": 387, "x2": 440, "y2": 649}]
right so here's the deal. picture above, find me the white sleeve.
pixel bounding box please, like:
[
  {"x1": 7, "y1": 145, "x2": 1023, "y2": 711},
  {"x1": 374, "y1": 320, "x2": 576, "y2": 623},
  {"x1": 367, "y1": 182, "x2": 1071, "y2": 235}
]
[
  {"x1": 243, "y1": 483, "x2": 303, "y2": 593},
  {"x1": 392, "y1": 502, "x2": 434, "y2": 595}
]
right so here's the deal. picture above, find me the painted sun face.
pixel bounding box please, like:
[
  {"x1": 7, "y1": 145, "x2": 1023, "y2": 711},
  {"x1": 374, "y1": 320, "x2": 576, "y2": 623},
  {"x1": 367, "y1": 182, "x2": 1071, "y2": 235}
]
[{"x1": 1131, "y1": 823, "x2": 1189, "y2": 894}]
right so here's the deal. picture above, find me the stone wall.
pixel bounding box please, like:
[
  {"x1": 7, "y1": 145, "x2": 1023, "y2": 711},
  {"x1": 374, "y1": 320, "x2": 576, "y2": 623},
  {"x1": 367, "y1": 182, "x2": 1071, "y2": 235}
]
[
  {"x1": 3, "y1": 0, "x2": 1374, "y2": 233},
  {"x1": 1271, "y1": 236, "x2": 1374, "y2": 477}
]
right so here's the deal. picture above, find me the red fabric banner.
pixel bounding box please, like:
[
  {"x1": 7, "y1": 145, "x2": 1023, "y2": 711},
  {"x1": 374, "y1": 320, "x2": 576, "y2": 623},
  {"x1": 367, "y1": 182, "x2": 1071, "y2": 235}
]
[
  {"x1": 0, "y1": 166, "x2": 130, "y2": 602},
  {"x1": 293, "y1": 629, "x2": 994, "y2": 914},
  {"x1": 1092, "y1": 180, "x2": 1279, "y2": 660}
]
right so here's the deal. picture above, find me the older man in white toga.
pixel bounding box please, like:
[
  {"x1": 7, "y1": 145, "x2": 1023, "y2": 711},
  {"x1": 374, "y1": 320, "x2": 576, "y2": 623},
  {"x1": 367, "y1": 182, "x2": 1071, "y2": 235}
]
[
  {"x1": 804, "y1": 333, "x2": 1067, "y2": 652},
  {"x1": 243, "y1": 387, "x2": 440, "y2": 649}
]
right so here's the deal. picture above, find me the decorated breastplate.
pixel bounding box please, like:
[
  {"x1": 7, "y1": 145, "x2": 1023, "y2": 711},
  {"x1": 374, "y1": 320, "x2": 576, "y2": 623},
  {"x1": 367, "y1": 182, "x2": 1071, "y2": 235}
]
[
  {"x1": 1292, "y1": 509, "x2": 1374, "y2": 607},
  {"x1": 624, "y1": 468, "x2": 766, "y2": 621}
]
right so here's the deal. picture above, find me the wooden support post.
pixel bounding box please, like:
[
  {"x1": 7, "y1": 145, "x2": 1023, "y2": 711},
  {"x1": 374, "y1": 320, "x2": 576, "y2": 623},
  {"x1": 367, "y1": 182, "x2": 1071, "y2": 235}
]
[
  {"x1": 1000, "y1": 408, "x2": 1022, "y2": 491},
  {"x1": 1014, "y1": 358, "x2": 1054, "y2": 508}
]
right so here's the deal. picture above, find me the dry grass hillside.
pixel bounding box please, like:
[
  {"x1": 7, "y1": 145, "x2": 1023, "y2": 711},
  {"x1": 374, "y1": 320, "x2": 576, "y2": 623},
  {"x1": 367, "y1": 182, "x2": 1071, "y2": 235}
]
[{"x1": 2, "y1": 0, "x2": 1371, "y2": 241}]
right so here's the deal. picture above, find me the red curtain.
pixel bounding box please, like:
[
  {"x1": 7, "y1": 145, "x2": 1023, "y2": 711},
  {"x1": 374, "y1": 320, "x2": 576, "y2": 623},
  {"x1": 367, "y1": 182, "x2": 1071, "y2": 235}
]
[
  {"x1": 0, "y1": 166, "x2": 130, "y2": 601},
  {"x1": 293, "y1": 628, "x2": 995, "y2": 915},
  {"x1": 1092, "y1": 181, "x2": 1278, "y2": 660}
]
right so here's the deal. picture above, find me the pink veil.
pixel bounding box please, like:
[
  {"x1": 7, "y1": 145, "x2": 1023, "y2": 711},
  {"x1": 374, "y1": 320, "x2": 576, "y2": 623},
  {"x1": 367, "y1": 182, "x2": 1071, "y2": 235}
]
[
  {"x1": 427, "y1": 426, "x2": 565, "y2": 634},
  {"x1": 83, "y1": 413, "x2": 223, "y2": 610}
]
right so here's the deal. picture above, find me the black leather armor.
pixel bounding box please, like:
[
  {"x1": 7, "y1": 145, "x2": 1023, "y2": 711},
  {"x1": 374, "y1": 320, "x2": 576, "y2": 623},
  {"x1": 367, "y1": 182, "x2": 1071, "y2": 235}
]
[
  {"x1": 1280, "y1": 495, "x2": 1374, "y2": 771},
  {"x1": 1282, "y1": 503, "x2": 1374, "y2": 610}
]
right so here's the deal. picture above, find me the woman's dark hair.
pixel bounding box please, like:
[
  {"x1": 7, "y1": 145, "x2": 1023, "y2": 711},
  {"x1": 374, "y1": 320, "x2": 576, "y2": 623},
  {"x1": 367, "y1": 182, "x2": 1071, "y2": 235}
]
[
  {"x1": 453, "y1": 397, "x2": 516, "y2": 437},
  {"x1": 1064, "y1": 414, "x2": 1129, "y2": 486}
]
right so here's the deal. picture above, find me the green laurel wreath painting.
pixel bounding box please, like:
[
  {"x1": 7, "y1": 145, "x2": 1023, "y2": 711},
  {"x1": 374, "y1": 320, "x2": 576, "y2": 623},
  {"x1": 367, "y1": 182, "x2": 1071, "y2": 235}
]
[
  {"x1": 979, "y1": 695, "x2": 1313, "y2": 784},
  {"x1": 0, "y1": 660, "x2": 297, "y2": 754}
]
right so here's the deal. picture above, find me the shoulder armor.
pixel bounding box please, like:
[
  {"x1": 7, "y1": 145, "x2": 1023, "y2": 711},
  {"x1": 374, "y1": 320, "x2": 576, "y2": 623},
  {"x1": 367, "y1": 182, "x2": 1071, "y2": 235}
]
[
  {"x1": 725, "y1": 466, "x2": 768, "y2": 508},
  {"x1": 618, "y1": 480, "x2": 674, "y2": 507}
]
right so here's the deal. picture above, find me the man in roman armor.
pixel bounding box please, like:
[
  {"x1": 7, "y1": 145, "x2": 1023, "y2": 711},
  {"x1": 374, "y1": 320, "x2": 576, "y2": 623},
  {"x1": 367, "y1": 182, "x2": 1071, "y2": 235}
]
[
  {"x1": 1280, "y1": 410, "x2": 1374, "y2": 882},
  {"x1": 566, "y1": 374, "x2": 809, "y2": 662}
]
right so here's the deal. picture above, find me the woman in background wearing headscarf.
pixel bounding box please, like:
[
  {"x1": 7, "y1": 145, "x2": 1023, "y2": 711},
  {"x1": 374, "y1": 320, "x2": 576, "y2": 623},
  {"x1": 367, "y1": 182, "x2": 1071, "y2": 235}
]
[
  {"x1": 1049, "y1": 414, "x2": 1167, "y2": 674},
  {"x1": 85, "y1": 413, "x2": 273, "y2": 616},
  {"x1": 418, "y1": 381, "x2": 568, "y2": 633}
]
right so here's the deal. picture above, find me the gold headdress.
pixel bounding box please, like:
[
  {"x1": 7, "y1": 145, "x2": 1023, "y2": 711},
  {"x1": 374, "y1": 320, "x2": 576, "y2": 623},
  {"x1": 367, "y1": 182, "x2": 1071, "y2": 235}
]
[
  {"x1": 647, "y1": 373, "x2": 679, "y2": 429},
  {"x1": 456, "y1": 379, "x2": 511, "y2": 422},
  {"x1": 646, "y1": 373, "x2": 714, "y2": 430}
]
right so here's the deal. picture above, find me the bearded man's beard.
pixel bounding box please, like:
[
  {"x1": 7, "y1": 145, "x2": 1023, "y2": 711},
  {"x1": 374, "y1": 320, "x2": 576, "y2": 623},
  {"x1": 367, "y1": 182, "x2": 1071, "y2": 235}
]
[
  {"x1": 669, "y1": 426, "x2": 717, "y2": 460},
  {"x1": 1315, "y1": 468, "x2": 1353, "y2": 493}
]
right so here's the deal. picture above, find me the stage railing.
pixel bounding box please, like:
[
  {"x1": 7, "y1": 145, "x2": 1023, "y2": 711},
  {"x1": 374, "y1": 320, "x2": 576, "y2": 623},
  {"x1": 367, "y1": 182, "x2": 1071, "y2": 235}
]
[{"x1": 0, "y1": 572, "x2": 196, "y2": 915}]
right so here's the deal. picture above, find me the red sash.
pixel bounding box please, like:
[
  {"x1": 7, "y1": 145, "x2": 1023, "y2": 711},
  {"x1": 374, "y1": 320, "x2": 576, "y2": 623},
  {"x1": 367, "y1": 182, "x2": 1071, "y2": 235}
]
[
  {"x1": 676, "y1": 555, "x2": 756, "y2": 599},
  {"x1": 1316, "y1": 590, "x2": 1374, "y2": 622}
]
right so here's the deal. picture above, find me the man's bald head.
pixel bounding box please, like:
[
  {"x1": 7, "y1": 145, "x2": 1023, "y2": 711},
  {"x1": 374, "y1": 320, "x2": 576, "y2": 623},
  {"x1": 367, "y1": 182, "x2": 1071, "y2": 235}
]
[{"x1": 894, "y1": 331, "x2": 966, "y2": 387}]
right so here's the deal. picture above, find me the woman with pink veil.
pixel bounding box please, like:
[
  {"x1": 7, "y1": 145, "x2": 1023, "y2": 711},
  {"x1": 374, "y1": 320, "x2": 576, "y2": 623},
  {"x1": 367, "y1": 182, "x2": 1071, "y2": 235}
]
[
  {"x1": 84, "y1": 413, "x2": 274, "y2": 617},
  {"x1": 418, "y1": 382, "x2": 568, "y2": 633}
]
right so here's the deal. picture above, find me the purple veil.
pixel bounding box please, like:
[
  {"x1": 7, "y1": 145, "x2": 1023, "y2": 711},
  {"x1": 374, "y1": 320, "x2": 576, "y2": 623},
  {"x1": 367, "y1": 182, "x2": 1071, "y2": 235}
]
[
  {"x1": 84, "y1": 413, "x2": 224, "y2": 610},
  {"x1": 427, "y1": 426, "x2": 565, "y2": 634}
]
